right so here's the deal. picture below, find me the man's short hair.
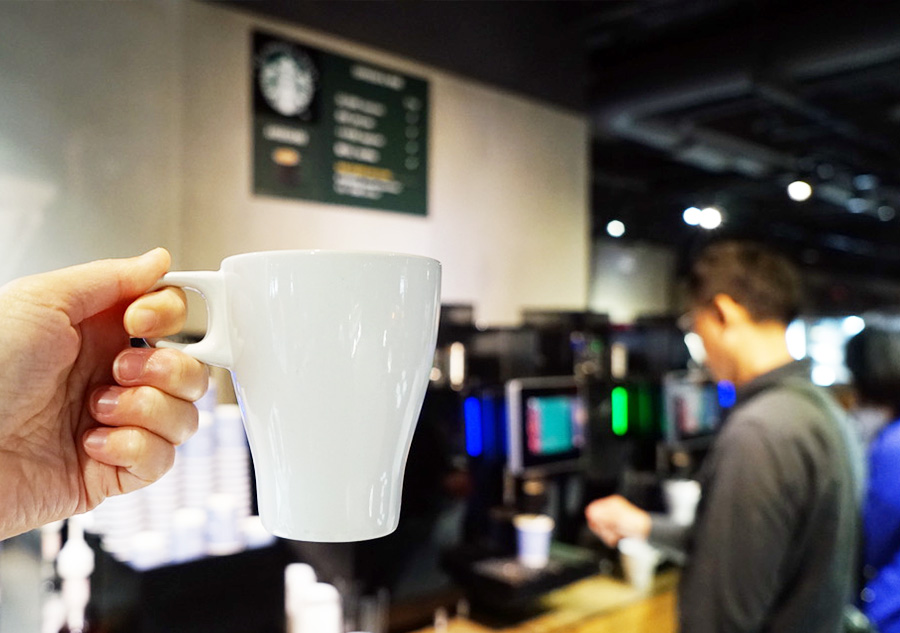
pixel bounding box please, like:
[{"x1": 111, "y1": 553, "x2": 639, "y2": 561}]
[
  {"x1": 687, "y1": 240, "x2": 804, "y2": 325},
  {"x1": 845, "y1": 326, "x2": 900, "y2": 412}
]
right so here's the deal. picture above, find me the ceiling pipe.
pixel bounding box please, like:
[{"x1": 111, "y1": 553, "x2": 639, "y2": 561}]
[
  {"x1": 753, "y1": 76, "x2": 900, "y2": 161},
  {"x1": 591, "y1": 7, "x2": 900, "y2": 180}
]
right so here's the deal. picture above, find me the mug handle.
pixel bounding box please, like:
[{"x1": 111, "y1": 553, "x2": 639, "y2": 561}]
[{"x1": 147, "y1": 270, "x2": 234, "y2": 369}]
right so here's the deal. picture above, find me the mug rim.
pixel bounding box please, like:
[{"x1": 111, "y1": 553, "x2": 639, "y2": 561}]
[{"x1": 222, "y1": 249, "x2": 440, "y2": 266}]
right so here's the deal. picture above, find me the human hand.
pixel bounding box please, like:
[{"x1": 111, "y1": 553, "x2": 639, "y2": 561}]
[
  {"x1": 585, "y1": 495, "x2": 652, "y2": 548},
  {"x1": 0, "y1": 248, "x2": 208, "y2": 540}
]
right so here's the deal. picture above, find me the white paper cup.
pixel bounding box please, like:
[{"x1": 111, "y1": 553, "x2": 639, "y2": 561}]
[
  {"x1": 285, "y1": 562, "x2": 317, "y2": 614},
  {"x1": 214, "y1": 403, "x2": 248, "y2": 448},
  {"x1": 170, "y1": 507, "x2": 207, "y2": 563},
  {"x1": 663, "y1": 479, "x2": 702, "y2": 526},
  {"x1": 618, "y1": 537, "x2": 662, "y2": 592},
  {"x1": 289, "y1": 582, "x2": 343, "y2": 633},
  {"x1": 242, "y1": 515, "x2": 276, "y2": 549},
  {"x1": 513, "y1": 514, "x2": 554, "y2": 569},
  {"x1": 130, "y1": 530, "x2": 169, "y2": 571},
  {"x1": 206, "y1": 493, "x2": 242, "y2": 555}
]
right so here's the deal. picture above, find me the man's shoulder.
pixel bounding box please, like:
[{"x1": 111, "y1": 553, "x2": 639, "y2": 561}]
[
  {"x1": 711, "y1": 382, "x2": 853, "y2": 498},
  {"x1": 727, "y1": 382, "x2": 833, "y2": 439}
]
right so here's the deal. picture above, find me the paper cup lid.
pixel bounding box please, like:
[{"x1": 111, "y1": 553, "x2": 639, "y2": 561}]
[
  {"x1": 513, "y1": 514, "x2": 555, "y2": 531},
  {"x1": 618, "y1": 537, "x2": 661, "y2": 559}
]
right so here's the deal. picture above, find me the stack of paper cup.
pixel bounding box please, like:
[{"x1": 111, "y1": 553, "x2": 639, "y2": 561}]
[
  {"x1": 242, "y1": 515, "x2": 276, "y2": 549},
  {"x1": 170, "y1": 507, "x2": 207, "y2": 563},
  {"x1": 213, "y1": 404, "x2": 252, "y2": 518},
  {"x1": 206, "y1": 493, "x2": 242, "y2": 556},
  {"x1": 618, "y1": 537, "x2": 662, "y2": 593},
  {"x1": 513, "y1": 514, "x2": 555, "y2": 569},
  {"x1": 181, "y1": 411, "x2": 216, "y2": 510},
  {"x1": 663, "y1": 479, "x2": 702, "y2": 526},
  {"x1": 130, "y1": 530, "x2": 169, "y2": 571},
  {"x1": 142, "y1": 465, "x2": 180, "y2": 533},
  {"x1": 195, "y1": 379, "x2": 218, "y2": 415},
  {"x1": 93, "y1": 493, "x2": 144, "y2": 561}
]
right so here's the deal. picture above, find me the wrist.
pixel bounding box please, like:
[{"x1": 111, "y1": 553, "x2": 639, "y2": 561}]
[{"x1": 626, "y1": 509, "x2": 652, "y2": 540}]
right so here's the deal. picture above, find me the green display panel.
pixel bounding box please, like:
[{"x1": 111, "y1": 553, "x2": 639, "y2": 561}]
[{"x1": 252, "y1": 31, "x2": 429, "y2": 215}]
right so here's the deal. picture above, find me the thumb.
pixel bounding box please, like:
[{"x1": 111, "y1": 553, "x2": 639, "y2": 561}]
[{"x1": 27, "y1": 248, "x2": 171, "y2": 325}]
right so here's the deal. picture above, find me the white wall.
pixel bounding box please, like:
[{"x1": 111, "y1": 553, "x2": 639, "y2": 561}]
[
  {"x1": 179, "y1": 3, "x2": 590, "y2": 325},
  {"x1": 0, "y1": 0, "x2": 590, "y2": 326},
  {"x1": 0, "y1": 1, "x2": 184, "y2": 280}
]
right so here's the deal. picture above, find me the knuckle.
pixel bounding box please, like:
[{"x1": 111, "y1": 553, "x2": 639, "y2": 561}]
[
  {"x1": 155, "y1": 445, "x2": 176, "y2": 479},
  {"x1": 149, "y1": 348, "x2": 207, "y2": 401},
  {"x1": 131, "y1": 432, "x2": 174, "y2": 483},
  {"x1": 132, "y1": 385, "x2": 165, "y2": 420},
  {"x1": 147, "y1": 347, "x2": 181, "y2": 379},
  {"x1": 176, "y1": 404, "x2": 200, "y2": 445},
  {"x1": 121, "y1": 428, "x2": 145, "y2": 459}
]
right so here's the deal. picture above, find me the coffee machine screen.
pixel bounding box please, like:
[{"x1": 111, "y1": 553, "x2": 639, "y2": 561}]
[{"x1": 505, "y1": 377, "x2": 586, "y2": 476}]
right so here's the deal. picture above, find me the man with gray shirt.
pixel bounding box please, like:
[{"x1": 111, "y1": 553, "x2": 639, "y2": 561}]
[{"x1": 586, "y1": 240, "x2": 863, "y2": 633}]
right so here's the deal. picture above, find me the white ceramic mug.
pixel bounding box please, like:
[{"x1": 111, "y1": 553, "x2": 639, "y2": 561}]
[{"x1": 153, "y1": 250, "x2": 441, "y2": 542}]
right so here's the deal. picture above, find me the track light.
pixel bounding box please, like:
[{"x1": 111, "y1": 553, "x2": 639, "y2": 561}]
[
  {"x1": 787, "y1": 180, "x2": 813, "y2": 202},
  {"x1": 683, "y1": 207, "x2": 702, "y2": 226},
  {"x1": 699, "y1": 207, "x2": 722, "y2": 229},
  {"x1": 606, "y1": 220, "x2": 625, "y2": 238}
]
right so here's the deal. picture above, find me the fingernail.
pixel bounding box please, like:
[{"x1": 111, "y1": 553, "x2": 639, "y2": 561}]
[
  {"x1": 115, "y1": 351, "x2": 146, "y2": 382},
  {"x1": 93, "y1": 388, "x2": 122, "y2": 415},
  {"x1": 84, "y1": 429, "x2": 110, "y2": 451},
  {"x1": 139, "y1": 247, "x2": 165, "y2": 260}
]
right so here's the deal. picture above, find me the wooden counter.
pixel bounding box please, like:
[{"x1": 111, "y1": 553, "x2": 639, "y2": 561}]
[{"x1": 409, "y1": 570, "x2": 678, "y2": 633}]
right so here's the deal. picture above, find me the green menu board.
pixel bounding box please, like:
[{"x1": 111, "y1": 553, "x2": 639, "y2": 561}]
[{"x1": 252, "y1": 31, "x2": 429, "y2": 216}]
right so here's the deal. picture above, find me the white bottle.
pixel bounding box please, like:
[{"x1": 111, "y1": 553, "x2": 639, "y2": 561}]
[
  {"x1": 56, "y1": 517, "x2": 95, "y2": 633},
  {"x1": 40, "y1": 520, "x2": 66, "y2": 633}
]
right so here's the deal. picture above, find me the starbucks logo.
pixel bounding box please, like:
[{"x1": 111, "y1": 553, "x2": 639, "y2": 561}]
[{"x1": 258, "y1": 43, "x2": 317, "y2": 117}]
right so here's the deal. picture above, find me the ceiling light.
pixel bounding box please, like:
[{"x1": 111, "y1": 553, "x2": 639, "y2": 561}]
[
  {"x1": 853, "y1": 174, "x2": 879, "y2": 191},
  {"x1": 786, "y1": 320, "x2": 807, "y2": 360},
  {"x1": 699, "y1": 206, "x2": 722, "y2": 229},
  {"x1": 811, "y1": 365, "x2": 837, "y2": 387},
  {"x1": 841, "y1": 316, "x2": 865, "y2": 336},
  {"x1": 683, "y1": 332, "x2": 706, "y2": 365},
  {"x1": 847, "y1": 197, "x2": 869, "y2": 213},
  {"x1": 878, "y1": 206, "x2": 895, "y2": 221},
  {"x1": 682, "y1": 206, "x2": 702, "y2": 225},
  {"x1": 787, "y1": 180, "x2": 813, "y2": 202},
  {"x1": 606, "y1": 220, "x2": 625, "y2": 238}
]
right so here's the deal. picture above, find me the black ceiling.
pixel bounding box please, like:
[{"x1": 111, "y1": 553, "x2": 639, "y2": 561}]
[
  {"x1": 223, "y1": 0, "x2": 900, "y2": 292},
  {"x1": 585, "y1": 0, "x2": 900, "y2": 284}
]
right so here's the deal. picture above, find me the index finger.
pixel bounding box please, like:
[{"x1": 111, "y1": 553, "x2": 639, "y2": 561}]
[
  {"x1": 9, "y1": 248, "x2": 171, "y2": 325},
  {"x1": 124, "y1": 287, "x2": 188, "y2": 338}
]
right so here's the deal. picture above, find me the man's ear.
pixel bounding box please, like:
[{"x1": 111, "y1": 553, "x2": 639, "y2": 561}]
[{"x1": 711, "y1": 293, "x2": 752, "y2": 328}]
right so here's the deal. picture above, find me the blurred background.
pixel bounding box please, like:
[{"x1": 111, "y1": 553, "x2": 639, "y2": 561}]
[{"x1": 1, "y1": 1, "x2": 899, "y2": 632}]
